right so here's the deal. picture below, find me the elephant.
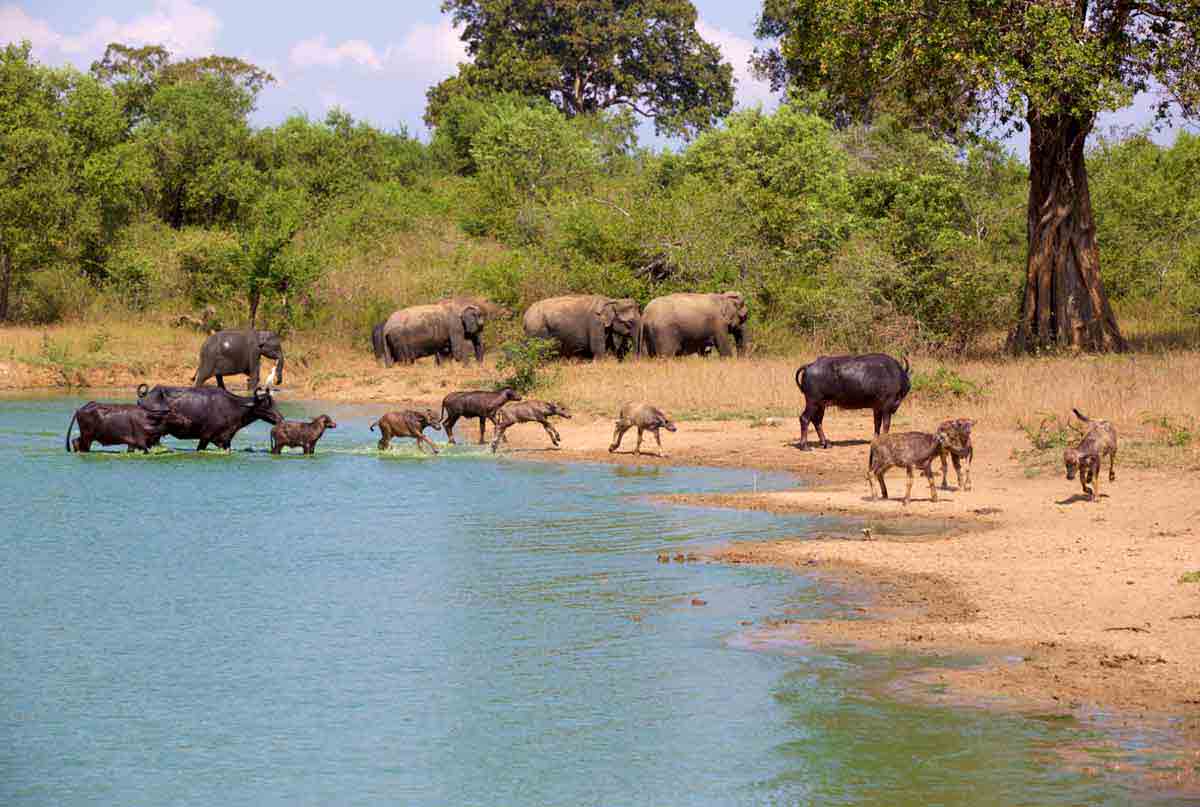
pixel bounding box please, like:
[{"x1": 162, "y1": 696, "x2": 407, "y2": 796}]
[
  {"x1": 372, "y1": 296, "x2": 506, "y2": 366},
  {"x1": 639, "y1": 291, "x2": 748, "y2": 358},
  {"x1": 380, "y1": 301, "x2": 484, "y2": 366},
  {"x1": 194, "y1": 329, "x2": 284, "y2": 390},
  {"x1": 522, "y1": 295, "x2": 641, "y2": 360}
]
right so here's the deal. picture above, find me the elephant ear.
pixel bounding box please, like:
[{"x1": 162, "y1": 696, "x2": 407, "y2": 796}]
[
  {"x1": 462, "y1": 305, "x2": 482, "y2": 334},
  {"x1": 596, "y1": 301, "x2": 617, "y2": 328},
  {"x1": 722, "y1": 292, "x2": 748, "y2": 324}
]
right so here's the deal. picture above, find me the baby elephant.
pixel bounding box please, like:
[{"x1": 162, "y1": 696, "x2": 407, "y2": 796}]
[
  {"x1": 490, "y1": 400, "x2": 572, "y2": 453},
  {"x1": 936, "y1": 418, "x2": 975, "y2": 491},
  {"x1": 270, "y1": 414, "x2": 337, "y2": 455},
  {"x1": 867, "y1": 430, "x2": 957, "y2": 505},
  {"x1": 609, "y1": 402, "x2": 677, "y2": 457},
  {"x1": 1064, "y1": 408, "x2": 1117, "y2": 501},
  {"x1": 371, "y1": 408, "x2": 442, "y2": 454},
  {"x1": 441, "y1": 388, "x2": 522, "y2": 445}
]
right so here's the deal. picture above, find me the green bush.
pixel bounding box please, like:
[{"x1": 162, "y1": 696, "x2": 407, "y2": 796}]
[{"x1": 493, "y1": 336, "x2": 559, "y2": 394}]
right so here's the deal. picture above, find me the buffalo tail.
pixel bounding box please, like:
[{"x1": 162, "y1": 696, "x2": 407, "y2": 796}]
[
  {"x1": 1072, "y1": 408, "x2": 1090, "y2": 423},
  {"x1": 794, "y1": 364, "x2": 810, "y2": 390}
]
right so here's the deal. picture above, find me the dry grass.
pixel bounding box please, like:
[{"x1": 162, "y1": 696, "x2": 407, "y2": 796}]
[{"x1": 3, "y1": 319, "x2": 1198, "y2": 467}]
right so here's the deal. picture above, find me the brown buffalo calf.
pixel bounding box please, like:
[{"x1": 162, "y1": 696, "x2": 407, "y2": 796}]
[
  {"x1": 936, "y1": 418, "x2": 975, "y2": 491},
  {"x1": 370, "y1": 409, "x2": 442, "y2": 454},
  {"x1": 867, "y1": 430, "x2": 957, "y2": 505},
  {"x1": 270, "y1": 415, "x2": 337, "y2": 455},
  {"x1": 440, "y1": 388, "x2": 522, "y2": 445},
  {"x1": 1064, "y1": 409, "x2": 1117, "y2": 501},
  {"x1": 491, "y1": 400, "x2": 572, "y2": 453},
  {"x1": 66, "y1": 402, "x2": 169, "y2": 453},
  {"x1": 608, "y1": 402, "x2": 677, "y2": 457}
]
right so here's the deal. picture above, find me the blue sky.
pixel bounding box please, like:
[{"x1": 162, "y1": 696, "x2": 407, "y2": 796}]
[{"x1": 3, "y1": 0, "x2": 1188, "y2": 151}]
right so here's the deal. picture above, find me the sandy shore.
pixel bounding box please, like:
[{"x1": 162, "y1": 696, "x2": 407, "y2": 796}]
[{"x1": 489, "y1": 409, "x2": 1200, "y2": 752}]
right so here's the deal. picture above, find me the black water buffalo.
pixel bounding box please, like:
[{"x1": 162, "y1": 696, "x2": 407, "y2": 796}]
[
  {"x1": 65, "y1": 402, "x2": 170, "y2": 453},
  {"x1": 794, "y1": 354, "x2": 911, "y2": 450},
  {"x1": 137, "y1": 384, "x2": 282, "y2": 451}
]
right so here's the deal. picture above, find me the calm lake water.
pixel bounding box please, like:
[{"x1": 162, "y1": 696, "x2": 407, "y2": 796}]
[{"x1": 0, "y1": 395, "x2": 1165, "y2": 805}]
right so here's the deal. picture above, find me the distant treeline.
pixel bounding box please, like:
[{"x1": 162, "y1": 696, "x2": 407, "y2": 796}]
[{"x1": 2, "y1": 41, "x2": 1198, "y2": 354}]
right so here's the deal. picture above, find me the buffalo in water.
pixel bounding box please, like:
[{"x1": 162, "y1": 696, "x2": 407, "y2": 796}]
[
  {"x1": 65, "y1": 402, "x2": 171, "y2": 453},
  {"x1": 137, "y1": 384, "x2": 282, "y2": 451},
  {"x1": 794, "y1": 354, "x2": 911, "y2": 450}
]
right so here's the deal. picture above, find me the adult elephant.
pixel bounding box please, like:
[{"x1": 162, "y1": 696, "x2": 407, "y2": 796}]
[
  {"x1": 194, "y1": 329, "x2": 284, "y2": 390},
  {"x1": 381, "y1": 301, "x2": 484, "y2": 366},
  {"x1": 372, "y1": 296, "x2": 507, "y2": 366},
  {"x1": 522, "y1": 295, "x2": 641, "y2": 360},
  {"x1": 639, "y1": 291, "x2": 748, "y2": 358}
]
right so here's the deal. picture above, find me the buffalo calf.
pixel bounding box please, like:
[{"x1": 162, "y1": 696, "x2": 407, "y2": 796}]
[
  {"x1": 371, "y1": 409, "x2": 442, "y2": 454},
  {"x1": 270, "y1": 415, "x2": 336, "y2": 455},
  {"x1": 936, "y1": 418, "x2": 975, "y2": 491},
  {"x1": 608, "y1": 402, "x2": 676, "y2": 457},
  {"x1": 491, "y1": 400, "x2": 572, "y2": 453},
  {"x1": 441, "y1": 388, "x2": 522, "y2": 445},
  {"x1": 1064, "y1": 409, "x2": 1117, "y2": 501},
  {"x1": 66, "y1": 402, "x2": 168, "y2": 453},
  {"x1": 867, "y1": 431, "x2": 956, "y2": 505}
]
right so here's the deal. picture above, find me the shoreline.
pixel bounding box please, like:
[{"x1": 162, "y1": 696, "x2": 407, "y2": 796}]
[{"x1": 11, "y1": 384, "x2": 1200, "y2": 772}]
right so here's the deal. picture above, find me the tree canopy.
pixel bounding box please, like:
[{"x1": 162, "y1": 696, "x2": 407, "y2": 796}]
[
  {"x1": 754, "y1": 0, "x2": 1200, "y2": 352},
  {"x1": 427, "y1": 0, "x2": 735, "y2": 138}
]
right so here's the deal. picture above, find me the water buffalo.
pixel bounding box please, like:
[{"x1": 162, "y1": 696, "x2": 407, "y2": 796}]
[
  {"x1": 794, "y1": 354, "x2": 911, "y2": 450},
  {"x1": 137, "y1": 384, "x2": 282, "y2": 451},
  {"x1": 440, "y1": 388, "x2": 522, "y2": 445},
  {"x1": 65, "y1": 402, "x2": 170, "y2": 453}
]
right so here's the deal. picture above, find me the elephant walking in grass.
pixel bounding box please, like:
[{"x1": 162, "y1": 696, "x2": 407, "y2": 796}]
[
  {"x1": 639, "y1": 292, "x2": 748, "y2": 358},
  {"x1": 522, "y1": 295, "x2": 641, "y2": 360},
  {"x1": 194, "y1": 329, "x2": 284, "y2": 390},
  {"x1": 378, "y1": 300, "x2": 485, "y2": 367}
]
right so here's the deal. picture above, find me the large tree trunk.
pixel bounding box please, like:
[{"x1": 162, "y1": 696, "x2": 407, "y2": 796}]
[
  {"x1": 0, "y1": 250, "x2": 12, "y2": 323},
  {"x1": 1009, "y1": 110, "x2": 1125, "y2": 354}
]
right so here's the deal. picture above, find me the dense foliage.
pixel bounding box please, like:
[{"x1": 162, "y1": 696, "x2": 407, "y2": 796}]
[
  {"x1": 753, "y1": 1, "x2": 1200, "y2": 352},
  {"x1": 2, "y1": 40, "x2": 1198, "y2": 356},
  {"x1": 427, "y1": 0, "x2": 734, "y2": 138}
]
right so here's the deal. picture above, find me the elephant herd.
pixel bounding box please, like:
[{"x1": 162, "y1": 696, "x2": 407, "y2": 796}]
[{"x1": 371, "y1": 291, "x2": 750, "y2": 366}]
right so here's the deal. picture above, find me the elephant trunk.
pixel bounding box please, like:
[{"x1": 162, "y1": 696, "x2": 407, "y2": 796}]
[{"x1": 270, "y1": 355, "x2": 284, "y2": 386}]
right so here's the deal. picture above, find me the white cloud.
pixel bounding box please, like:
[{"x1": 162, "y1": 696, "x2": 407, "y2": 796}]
[
  {"x1": 696, "y1": 19, "x2": 775, "y2": 110},
  {"x1": 289, "y1": 19, "x2": 467, "y2": 80},
  {"x1": 291, "y1": 35, "x2": 383, "y2": 71},
  {"x1": 1, "y1": 1, "x2": 221, "y2": 64}
]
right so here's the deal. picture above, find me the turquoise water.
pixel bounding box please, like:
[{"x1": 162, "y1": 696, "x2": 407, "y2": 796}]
[{"x1": 0, "y1": 396, "x2": 1157, "y2": 805}]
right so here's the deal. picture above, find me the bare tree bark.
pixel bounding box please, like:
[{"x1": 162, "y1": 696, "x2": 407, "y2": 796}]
[{"x1": 1009, "y1": 109, "x2": 1126, "y2": 353}]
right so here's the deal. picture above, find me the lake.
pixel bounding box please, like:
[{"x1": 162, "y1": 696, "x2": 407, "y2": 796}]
[{"x1": 0, "y1": 395, "x2": 1155, "y2": 805}]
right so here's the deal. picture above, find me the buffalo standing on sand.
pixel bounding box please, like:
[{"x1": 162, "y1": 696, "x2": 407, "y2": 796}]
[{"x1": 794, "y1": 354, "x2": 911, "y2": 450}]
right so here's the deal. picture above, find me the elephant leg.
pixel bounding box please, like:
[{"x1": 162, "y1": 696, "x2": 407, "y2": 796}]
[
  {"x1": 714, "y1": 332, "x2": 734, "y2": 358},
  {"x1": 812, "y1": 406, "x2": 831, "y2": 450}
]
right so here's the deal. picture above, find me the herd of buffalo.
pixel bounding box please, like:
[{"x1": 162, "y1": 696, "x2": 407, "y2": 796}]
[{"x1": 62, "y1": 291, "x2": 1118, "y2": 503}]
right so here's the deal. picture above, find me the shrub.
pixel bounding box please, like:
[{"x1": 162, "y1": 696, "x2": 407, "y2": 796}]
[{"x1": 493, "y1": 336, "x2": 559, "y2": 394}]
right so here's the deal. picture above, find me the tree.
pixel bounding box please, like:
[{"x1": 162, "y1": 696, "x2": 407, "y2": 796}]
[
  {"x1": 429, "y1": 0, "x2": 735, "y2": 138},
  {"x1": 0, "y1": 43, "x2": 76, "y2": 321},
  {"x1": 754, "y1": 1, "x2": 1200, "y2": 353}
]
